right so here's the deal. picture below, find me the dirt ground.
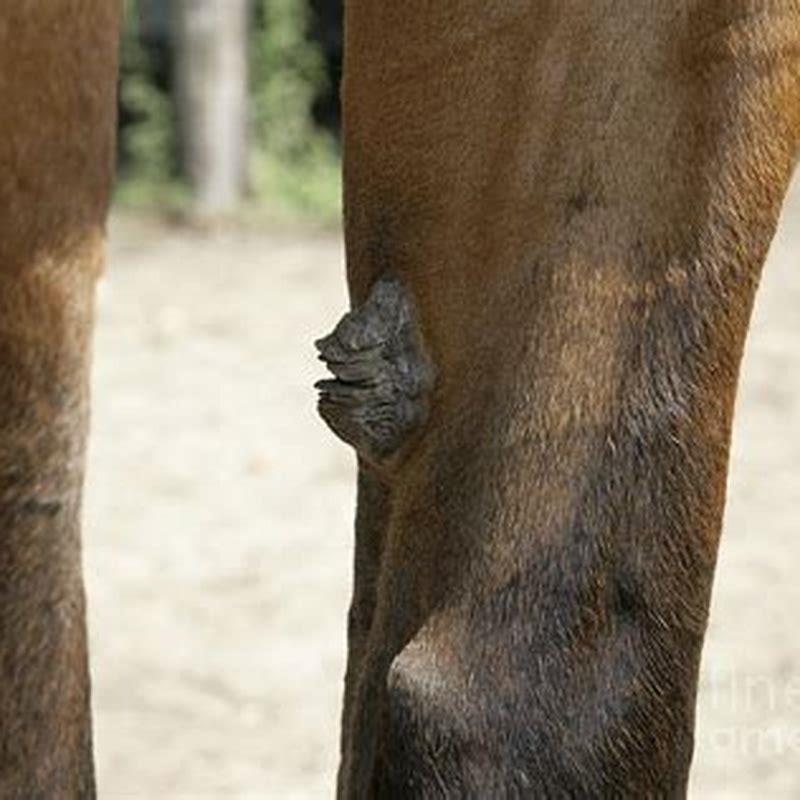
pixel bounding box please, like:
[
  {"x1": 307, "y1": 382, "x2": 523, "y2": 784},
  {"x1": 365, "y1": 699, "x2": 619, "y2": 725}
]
[{"x1": 86, "y1": 179, "x2": 800, "y2": 798}]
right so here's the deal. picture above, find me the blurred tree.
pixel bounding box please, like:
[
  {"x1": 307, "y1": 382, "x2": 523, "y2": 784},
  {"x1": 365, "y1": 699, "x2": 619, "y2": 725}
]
[
  {"x1": 308, "y1": 0, "x2": 342, "y2": 135},
  {"x1": 250, "y1": 0, "x2": 340, "y2": 217},
  {"x1": 173, "y1": 0, "x2": 250, "y2": 218},
  {"x1": 117, "y1": 0, "x2": 342, "y2": 219},
  {"x1": 118, "y1": 0, "x2": 178, "y2": 190}
]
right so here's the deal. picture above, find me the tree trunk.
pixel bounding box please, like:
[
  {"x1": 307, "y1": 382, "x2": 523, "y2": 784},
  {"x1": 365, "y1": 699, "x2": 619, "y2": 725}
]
[
  {"x1": 174, "y1": 0, "x2": 249, "y2": 218},
  {"x1": 0, "y1": 3, "x2": 120, "y2": 797}
]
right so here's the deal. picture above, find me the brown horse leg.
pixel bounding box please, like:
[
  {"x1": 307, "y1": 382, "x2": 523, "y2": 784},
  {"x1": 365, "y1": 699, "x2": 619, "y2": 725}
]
[
  {"x1": 0, "y1": 4, "x2": 120, "y2": 797},
  {"x1": 325, "y1": 2, "x2": 800, "y2": 796}
]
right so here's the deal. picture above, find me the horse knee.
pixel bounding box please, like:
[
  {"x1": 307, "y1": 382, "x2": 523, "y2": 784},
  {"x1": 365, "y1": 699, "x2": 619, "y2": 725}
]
[{"x1": 382, "y1": 636, "x2": 525, "y2": 799}]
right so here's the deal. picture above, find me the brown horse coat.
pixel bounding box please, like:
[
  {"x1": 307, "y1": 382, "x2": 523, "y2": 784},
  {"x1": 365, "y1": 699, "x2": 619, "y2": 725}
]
[
  {"x1": 318, "y1": 2, "x2": 800, "y2": 796},
  {"x1": 0, "y1": 3, "x2": 120, "y2": 797}
]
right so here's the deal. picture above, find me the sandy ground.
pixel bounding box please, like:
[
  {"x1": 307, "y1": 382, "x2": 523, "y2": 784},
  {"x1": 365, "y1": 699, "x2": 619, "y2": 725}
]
[{"x1": 86, "y1": 179, "x2": 800, "y2": 798}]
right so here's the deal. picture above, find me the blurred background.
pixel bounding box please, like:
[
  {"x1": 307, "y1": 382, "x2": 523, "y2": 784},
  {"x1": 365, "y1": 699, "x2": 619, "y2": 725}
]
[
  {"x1": 86, "y1": 2, "x2": 800, "y2": 797},
  {"x1": 116, "y1": 0, "x2": 342, "y2": 221}
]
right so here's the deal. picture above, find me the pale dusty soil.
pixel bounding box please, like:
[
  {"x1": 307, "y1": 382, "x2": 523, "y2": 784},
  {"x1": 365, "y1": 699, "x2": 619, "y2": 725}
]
[{"x1": 87, "y1": 179, "x2": 800, "y2": 798}]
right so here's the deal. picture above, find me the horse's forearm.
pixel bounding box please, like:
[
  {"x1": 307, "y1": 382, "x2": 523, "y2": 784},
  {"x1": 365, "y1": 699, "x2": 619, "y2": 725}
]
[
  {"x1": 0, "y1": 4, "x2": 120, "y2": 796},
  {"x1": 332, "y1": 2, "x2": 800, "y2": 797}
]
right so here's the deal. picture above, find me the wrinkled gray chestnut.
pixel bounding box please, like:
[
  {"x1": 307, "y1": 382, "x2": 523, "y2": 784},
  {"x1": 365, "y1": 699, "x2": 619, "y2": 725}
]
[{"x1": 315, "y1": 276, "x2": 435, "y2": 466}]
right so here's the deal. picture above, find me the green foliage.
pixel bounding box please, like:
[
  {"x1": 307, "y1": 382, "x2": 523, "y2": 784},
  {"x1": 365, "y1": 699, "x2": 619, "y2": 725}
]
[
  {"x1": 115, "y1": 0, "x2": 341, "y2": 221},
  {"x1": 116, "y1": 0, "x2": 184, "y2": 209},
  {"x1": 250, "y1": 0, "x2": 341, "y2": 220}
]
